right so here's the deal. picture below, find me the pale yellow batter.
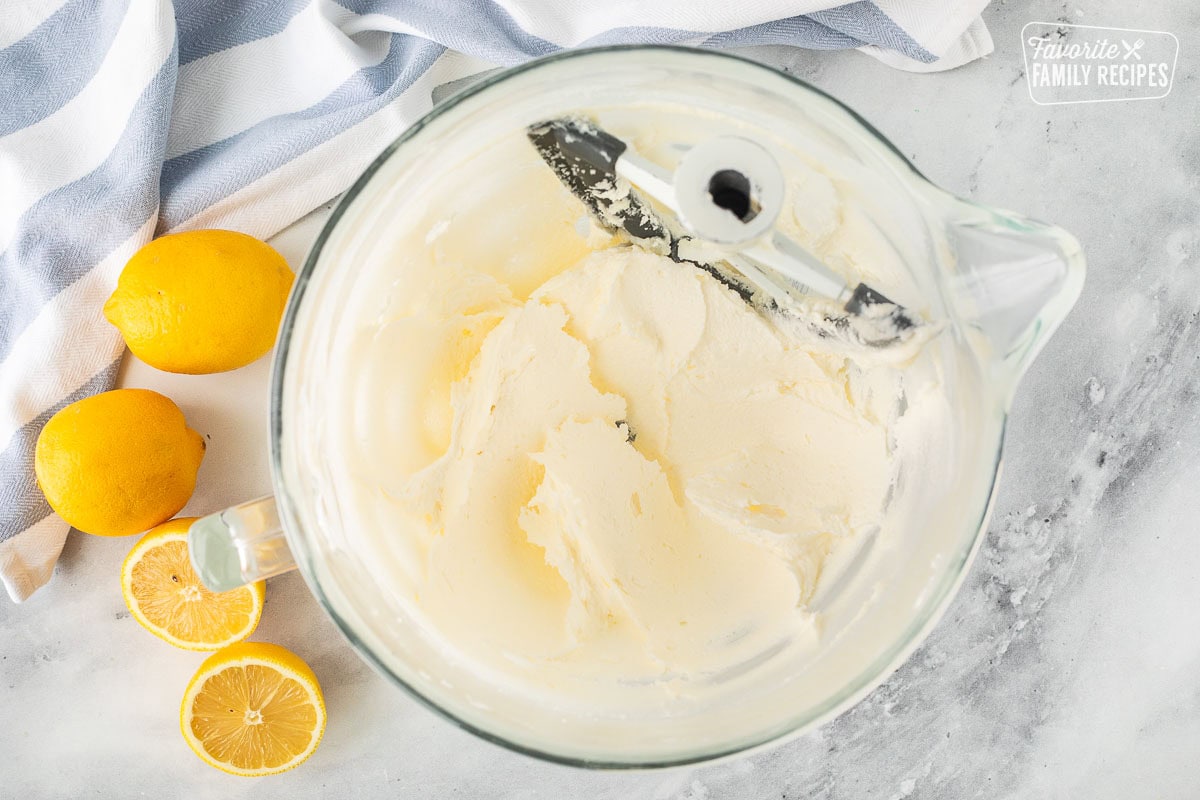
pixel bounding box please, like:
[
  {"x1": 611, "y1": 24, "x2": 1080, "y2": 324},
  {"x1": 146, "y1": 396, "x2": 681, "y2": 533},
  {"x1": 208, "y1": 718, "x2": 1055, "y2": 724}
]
[{"x1": 361, "y1": 244, "x2": 896, "y2": 682}]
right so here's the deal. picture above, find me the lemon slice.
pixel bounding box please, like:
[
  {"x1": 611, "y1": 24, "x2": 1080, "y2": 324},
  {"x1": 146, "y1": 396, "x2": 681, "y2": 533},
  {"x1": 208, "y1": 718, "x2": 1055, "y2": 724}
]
[
  {"x1": 121, "y1": 519, "x2": 264, "y2": 651},
  {"x1": 181, "y1": 642, "x2": 326, "y2": 776}
]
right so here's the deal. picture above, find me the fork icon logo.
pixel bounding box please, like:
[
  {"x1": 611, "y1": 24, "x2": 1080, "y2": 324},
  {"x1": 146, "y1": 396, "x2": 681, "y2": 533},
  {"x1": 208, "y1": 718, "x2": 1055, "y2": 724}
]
[{"x1": 1122, "y1": 39, "x2": 1145, "y2": 60}]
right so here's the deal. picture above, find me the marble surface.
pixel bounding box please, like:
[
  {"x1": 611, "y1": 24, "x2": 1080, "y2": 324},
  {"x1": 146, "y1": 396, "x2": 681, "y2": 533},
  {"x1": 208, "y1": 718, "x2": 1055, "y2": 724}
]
[{"x1": 4, "y1": 1, "x2": 1199, "y2": 796}]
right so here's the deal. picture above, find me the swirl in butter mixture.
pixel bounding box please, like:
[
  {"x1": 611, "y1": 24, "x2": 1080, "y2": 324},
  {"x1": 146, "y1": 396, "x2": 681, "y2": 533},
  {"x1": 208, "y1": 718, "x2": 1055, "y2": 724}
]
[{"x1": 369, "y1": 246, "x2": 895, "y2": 683}]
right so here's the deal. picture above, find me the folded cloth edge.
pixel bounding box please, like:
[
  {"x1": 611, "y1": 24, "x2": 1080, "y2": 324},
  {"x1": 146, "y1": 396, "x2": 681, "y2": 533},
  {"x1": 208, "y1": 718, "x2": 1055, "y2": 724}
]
[{"x1": 1, "y1": 514, "x2": 69, "y2": 602}]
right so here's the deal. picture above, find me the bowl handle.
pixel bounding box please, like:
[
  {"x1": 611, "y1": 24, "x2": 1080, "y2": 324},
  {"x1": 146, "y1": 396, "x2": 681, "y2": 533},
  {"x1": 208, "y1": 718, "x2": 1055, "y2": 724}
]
[
  {"x1": 187, "y1": 496, "x2": 296, "y2": 592},
  {"x1": 945, "y1": 203, "x2": 1086, "y2": 402}
]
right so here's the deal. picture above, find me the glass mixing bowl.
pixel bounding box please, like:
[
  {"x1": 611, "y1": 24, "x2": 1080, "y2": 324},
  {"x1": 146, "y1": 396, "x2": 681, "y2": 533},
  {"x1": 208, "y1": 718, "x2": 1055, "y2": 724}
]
[{"x1": 189, "y1": 46, "x2": 1084, "y2": 767}]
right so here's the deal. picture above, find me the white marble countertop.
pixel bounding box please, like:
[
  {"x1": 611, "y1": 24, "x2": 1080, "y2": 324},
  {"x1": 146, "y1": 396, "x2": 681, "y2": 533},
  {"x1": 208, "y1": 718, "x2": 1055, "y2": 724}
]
[{"x1": 5, "y1": 2, "x2": 1198, "y2": 797}]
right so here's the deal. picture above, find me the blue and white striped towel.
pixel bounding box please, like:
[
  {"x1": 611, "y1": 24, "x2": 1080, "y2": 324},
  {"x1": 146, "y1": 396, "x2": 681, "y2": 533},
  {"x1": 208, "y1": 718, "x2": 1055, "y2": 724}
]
[{"x1": 0, "y1": 0, "x2": 992, "y2": 602}]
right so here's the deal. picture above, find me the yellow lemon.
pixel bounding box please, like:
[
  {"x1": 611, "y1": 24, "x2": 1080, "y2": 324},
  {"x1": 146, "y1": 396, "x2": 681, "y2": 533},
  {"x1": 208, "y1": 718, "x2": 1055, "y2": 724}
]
[
  {"x1": 121, "y1": 518, "x2": 265, "y2": 651},
  {"x1": 104, "y1": 229, "x2": 294, "y2": 374},
  {"x1": 181, "y1": 642, "x2": 326, "y2": 777},
  {"x1": 34, "y1": 389, "x2": 205, "y2": 536}
]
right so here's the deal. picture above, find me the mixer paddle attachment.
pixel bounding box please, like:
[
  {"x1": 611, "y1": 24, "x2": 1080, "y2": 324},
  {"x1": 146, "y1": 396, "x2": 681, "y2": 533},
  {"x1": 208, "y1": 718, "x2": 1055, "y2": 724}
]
[{"x1": 527, "y1": 116, "x2": 919, "y2": 346}]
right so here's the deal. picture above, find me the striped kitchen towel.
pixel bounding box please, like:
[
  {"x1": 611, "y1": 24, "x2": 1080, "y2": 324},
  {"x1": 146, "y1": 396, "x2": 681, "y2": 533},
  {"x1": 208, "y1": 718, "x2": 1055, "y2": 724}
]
[{"x1": 0, "y1": 0, "x2": 993, "y2": 602}]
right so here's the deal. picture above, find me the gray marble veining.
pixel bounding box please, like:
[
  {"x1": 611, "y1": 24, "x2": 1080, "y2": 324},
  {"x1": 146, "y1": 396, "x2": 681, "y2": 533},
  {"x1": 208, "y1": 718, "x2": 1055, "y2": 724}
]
[{"x1": 4, "y1": 1, "x2": 1198, "y2": 797}]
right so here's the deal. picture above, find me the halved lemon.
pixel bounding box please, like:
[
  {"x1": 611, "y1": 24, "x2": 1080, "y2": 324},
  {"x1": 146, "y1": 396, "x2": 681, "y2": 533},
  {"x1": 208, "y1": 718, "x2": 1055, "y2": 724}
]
[
  {"x1": 121, "y1": 518, "x2": 264, "y2": 651},
  {"x1": 181, "y1": 642, "x2": 326, "y2": 776}
]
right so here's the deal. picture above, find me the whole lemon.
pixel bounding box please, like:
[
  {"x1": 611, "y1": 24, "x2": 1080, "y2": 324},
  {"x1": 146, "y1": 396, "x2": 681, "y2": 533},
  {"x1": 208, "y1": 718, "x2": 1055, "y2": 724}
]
[
  {"x1": 104, "y1": 230, "x2": 294, "y2": 374},
  {"x1": 35, "y1": 389, "x2": 206, "y2": 537}
]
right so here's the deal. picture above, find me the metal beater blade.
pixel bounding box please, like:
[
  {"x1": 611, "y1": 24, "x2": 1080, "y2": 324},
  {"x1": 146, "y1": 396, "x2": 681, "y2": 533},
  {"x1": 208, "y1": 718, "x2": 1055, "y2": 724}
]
[{"x1": 528, "y1": 116, "x2": 919, "y2": 345}]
